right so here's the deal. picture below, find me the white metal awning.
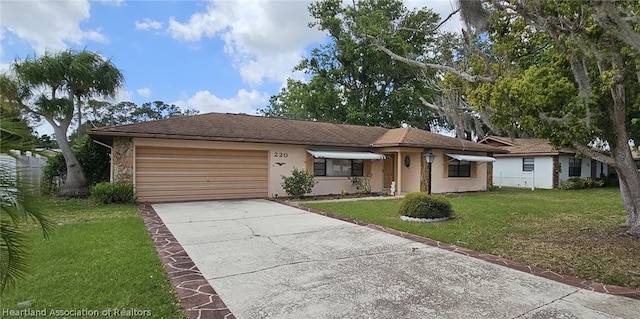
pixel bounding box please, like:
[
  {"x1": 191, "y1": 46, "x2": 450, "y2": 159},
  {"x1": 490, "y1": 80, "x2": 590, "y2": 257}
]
[
  {"x1": 447, "y1": 153, "x2": 496, "y2": 162},
  {"x1": 307, "y1": 150, "x2": 385, "y2": 160}
]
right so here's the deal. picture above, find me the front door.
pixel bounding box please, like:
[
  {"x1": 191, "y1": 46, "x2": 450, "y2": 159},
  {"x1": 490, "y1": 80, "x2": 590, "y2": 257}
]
[{"x1": 383, "y1": 154, "x2": 395, "y2": 189}]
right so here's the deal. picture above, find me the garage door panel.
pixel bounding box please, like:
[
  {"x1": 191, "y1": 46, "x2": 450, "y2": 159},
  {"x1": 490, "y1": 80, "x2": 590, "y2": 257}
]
[
  {"x1": 136, "y1": 176, "x2": 268, "y2": 184},
  {"x1": 135, "y1": 146, "x2": 269, "y2": 202},
  {"x1": 136, "y1": 168, "x2": 268, "y2": 178},
  {"x1": 137, "y1": 162, "x2": 268, "y2": 170}
]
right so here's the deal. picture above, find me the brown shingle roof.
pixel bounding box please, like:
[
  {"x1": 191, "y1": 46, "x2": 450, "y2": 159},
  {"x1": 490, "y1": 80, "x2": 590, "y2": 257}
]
[
  {"x1": 89, "y1": 112, "x2": 504, "y2": 153},
  {"x1": 374, "y1": 128, "x2": 503, "y2": 152},
  {"x1": 479, "y1": 136, "x2": 574, "y2": 156}
]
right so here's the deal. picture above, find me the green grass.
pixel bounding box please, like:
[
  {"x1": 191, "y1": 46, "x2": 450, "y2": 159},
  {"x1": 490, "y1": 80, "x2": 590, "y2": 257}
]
[
  {"x1": 303, "y1": 187, "x2": 640, "y2": 288},
  {"x1": 0, "y1": 198, "x2": 186, "y2": 318}
]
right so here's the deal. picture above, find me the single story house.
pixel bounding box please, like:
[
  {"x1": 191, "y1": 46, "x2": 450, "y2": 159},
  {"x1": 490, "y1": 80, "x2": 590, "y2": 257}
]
[
  {"x1": 88, "y1": 113, "x2": 505, "y2": 203},
  {"x1": 479, "y1": 136, "x2": 609, "y2": 189}
]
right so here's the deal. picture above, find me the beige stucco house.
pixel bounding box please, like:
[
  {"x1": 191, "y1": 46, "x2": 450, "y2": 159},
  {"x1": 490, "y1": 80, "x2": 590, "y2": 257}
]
[{"x1": 88, "y1": 113, "x2": 505, "y2": 203}]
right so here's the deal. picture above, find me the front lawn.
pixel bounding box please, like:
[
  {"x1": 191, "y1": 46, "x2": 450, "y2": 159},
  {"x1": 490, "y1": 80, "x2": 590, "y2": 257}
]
[
  {"x1": 1, "y1": 198, "x2": 186, "y2": 318},
  {"x1": 302, "y1": 188, "x2": 640, "y2": 288}
]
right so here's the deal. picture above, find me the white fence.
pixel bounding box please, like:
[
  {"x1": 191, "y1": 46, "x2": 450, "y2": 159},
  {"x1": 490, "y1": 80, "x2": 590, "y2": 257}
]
[
  {"x1": 1, "y1": 150, "x2": 48, "y2": 194},
  {"x1": 493, "y1": 170, "x2": 535, "y2": 190}
]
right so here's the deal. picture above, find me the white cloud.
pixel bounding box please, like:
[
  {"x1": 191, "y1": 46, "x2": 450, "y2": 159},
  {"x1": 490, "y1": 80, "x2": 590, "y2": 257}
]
[
  {"x1": 405, "y1": 0, "x2": 462, "y2": 32},
  {"x1": 0, "y1": 0, "x2": 108, "y2": 54},
  {"x1": 134, "y1": 19, "x2": 163, "y2": 31},
  {"x1": 172, "y1": 89, "x2": 268, "y2": 115},
  {"x1": 97, "y1": 0, "x2": 125, "y2": 6},
  {"x1": 110, "y1": 89, "x2": 133, "y2": 104},
  {"x1": 0, "y1": 63, "x2": 10, "y2": 75},
  {"x1": 167, "y1": 0, "x2": 325, "y2": 86},
  {"x1": 137, "y1": 87, "x2": 152, "y2": 97}
]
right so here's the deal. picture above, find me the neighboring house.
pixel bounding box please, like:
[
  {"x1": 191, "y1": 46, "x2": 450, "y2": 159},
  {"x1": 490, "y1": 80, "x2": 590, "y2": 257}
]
[
  {"x1": 88, "y1": 113, "x2": 505, "y2": 203},
  {"x1": 479, "y1": 136, "x2": 609, "y2": 189}
]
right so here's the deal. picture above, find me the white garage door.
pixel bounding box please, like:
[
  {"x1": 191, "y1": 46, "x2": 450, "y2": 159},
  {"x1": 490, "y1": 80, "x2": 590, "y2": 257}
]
[{"x1": 135, "y1": 146, "x2": 268, "y2": 202}]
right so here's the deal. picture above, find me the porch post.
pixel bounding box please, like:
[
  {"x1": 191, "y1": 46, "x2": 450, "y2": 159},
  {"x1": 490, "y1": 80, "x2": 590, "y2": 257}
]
[
  {"x1": 486, "y1": 152, "x2": 494, "y2": 190},
  {"x1": 396, "y1": 151, "x2": 402, "y2": 195}
]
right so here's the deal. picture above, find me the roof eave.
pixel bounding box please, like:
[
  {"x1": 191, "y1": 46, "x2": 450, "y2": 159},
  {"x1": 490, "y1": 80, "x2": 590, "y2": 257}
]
[{"x1": 87, "y1": 130, "x2": 377, "y2": 148}]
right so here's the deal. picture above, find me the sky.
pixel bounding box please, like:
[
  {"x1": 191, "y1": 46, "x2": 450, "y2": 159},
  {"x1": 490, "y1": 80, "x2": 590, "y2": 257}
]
[{"x1": 0, "y1": 0, "x2": 462, "y2": 137}]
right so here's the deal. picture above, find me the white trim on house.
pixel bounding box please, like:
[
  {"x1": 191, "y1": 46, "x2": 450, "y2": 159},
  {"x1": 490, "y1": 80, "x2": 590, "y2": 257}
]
[
  {"x1": 446, "y1": 154, "x2": 496, "y2": 162},
  {"x1": 307, "y1": 150, "x2": 386, "y2": 160}
]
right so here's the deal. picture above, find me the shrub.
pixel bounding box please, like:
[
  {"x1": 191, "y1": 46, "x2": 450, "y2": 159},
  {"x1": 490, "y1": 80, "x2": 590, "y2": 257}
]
[
  {"x1": 349, "y1": 176, "x2": 371, "y2": 195},
  {"x1": 560, "y1": 177, "x2": 605, "y2": 190},
  {"x1": 281, "y1": 168, "x2": 316, "y2": 199},
  {"x1": 41, "y1": 152, "x2": 66, "y2": 195},
  {"x1": 90, "y1": 182, "x2": 135, "y2": 204},
  {"x1": 398, "y1": 192, "x2": 452, "y2": 219}
]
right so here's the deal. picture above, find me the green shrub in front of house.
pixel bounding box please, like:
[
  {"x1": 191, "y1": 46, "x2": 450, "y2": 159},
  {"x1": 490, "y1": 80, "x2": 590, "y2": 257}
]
[
  {"x1": 281, "y1": 167, "x2": 317, "y2": 199},
  {"x1": 398, "y1": 192, "x2": 453, "y2": 219},
  {"x1": 349, "y1": 176, "x2": 371, "y2": 195},
  {"x1": 560, "y1": 177, "x2": 605, "y2": 190},
  {"x1": 90, "y1": 182, "x2": 135, "y2": 204}
]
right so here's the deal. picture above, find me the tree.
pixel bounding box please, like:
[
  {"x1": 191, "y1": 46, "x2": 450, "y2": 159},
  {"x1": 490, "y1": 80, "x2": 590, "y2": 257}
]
[
  {"x1": 369, "y1": 0, "x2": 640, "y2": 235},
  {"x1": 260, "y1": 0, "x2": 445, "y2": 130},
  {"x1": 0, "y1": 50, "x2": 124, "y2": 198},
  {"x1": 128, "y1": 101, "x2": 198, "y2": 123},
  {"x1": 0, "y1": 118, "x2": 54, "y2": 294},
  {"x1": 84, "y1": 100, "x2": 137, "y2": 127}
]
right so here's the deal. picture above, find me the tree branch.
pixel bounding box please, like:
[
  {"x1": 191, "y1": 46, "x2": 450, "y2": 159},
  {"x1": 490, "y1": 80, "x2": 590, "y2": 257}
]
[
  {"x1": 461, "y1": 29, "x2": 496, "y2": 81},
  {"x1": 596, "y1": 1, "x2": 640, "y2": 53},
  {"x1": 396, "y1": 8, "x2": 461, "y2": 35},
  {"x1": 571, "y1": 142, "x2": 615, "y2": 166},
  {"x1": 539, "y1": 112, "x2": 572, "y2": 123},
  {"x1": 368, "y1": 35, "x2": 496, "y2": 83}
]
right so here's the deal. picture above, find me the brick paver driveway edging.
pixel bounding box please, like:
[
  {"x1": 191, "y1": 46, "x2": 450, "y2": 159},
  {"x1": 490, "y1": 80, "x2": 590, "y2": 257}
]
[{"x1": 139, "y1": 204, "x2": 235, "y2": 319}]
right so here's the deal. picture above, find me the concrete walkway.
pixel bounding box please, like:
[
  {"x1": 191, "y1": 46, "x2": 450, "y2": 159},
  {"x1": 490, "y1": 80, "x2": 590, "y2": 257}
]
[{"x1": 151, "y1": 199, "x2": 640, "y2": 319}]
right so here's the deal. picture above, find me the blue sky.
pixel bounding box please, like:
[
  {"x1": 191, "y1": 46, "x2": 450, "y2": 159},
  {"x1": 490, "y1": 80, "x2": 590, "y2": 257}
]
[{"x1": 0, "y1": 0, "x2": 461, "y2": 136}]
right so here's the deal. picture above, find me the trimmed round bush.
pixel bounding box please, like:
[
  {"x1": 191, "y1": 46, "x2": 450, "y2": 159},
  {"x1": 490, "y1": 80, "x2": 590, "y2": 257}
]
[{"x1": 398, "y1": 192, "x2": 453, "y2": 219}]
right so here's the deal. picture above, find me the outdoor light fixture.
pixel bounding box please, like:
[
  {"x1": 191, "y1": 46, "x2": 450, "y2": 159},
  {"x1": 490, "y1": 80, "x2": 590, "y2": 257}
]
[
  {"x1": 424, "y1": 151, "x2": 436, "y2": 164},
  {"x1": 424, "y1": 151, "x2": 436, "y2": 194}
]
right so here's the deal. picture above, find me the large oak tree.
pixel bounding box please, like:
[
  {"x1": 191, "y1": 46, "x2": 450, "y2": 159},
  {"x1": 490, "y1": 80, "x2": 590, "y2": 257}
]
[
  {"x1": 371, "y1": 0, "x2": 640, "y2": 235},
  {"x1": 260, "y1": 0, "x2": 447, "y2": 130}
]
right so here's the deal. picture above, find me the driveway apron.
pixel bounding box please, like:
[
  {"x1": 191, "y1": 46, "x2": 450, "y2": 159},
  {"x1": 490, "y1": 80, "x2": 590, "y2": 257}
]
[{"x1": 152, "y1": 199, "x2": 640, "y2": 319}]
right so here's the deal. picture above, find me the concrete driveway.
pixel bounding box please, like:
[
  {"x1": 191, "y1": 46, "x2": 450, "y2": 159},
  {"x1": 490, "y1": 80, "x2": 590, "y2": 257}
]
[{"x1": 152, "y1": 199, "x2": 640, "y2": 319}]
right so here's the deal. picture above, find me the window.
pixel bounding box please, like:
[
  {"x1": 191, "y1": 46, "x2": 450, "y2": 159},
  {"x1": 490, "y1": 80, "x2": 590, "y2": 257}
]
[
  {"x1": 569, "y1": 158, "x2": 582, "y2": 177},
  {"x1": 352, "y1": 160, "x2": 364, "y2": 176},
  {"x1": 312, "y1": 158, "x2": 364, "y2": 177},
  {"x1": 313, "y1": 158, "x2": 326, "y2": 176},
  {"x1": 522, "y1": 157, "x2": 534, "y2": 172},
  {"x1": 448, "y1": 160, "x2": 471, "y2": 177}
]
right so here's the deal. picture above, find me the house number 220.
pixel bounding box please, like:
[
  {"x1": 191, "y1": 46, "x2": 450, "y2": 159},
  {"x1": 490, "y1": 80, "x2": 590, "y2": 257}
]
[{"x1": 274, "y1": 152, "x2": 288, "y2": 158}]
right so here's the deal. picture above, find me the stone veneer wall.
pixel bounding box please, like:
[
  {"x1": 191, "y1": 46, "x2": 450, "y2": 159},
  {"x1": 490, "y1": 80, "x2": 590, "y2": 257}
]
[{"x1": 112, "y1": 137, "x2": 134, "y2": 183}]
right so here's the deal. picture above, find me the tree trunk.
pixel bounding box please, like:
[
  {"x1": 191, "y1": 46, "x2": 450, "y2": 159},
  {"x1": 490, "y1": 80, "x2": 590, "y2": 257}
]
[
  {"x1": 52, "y1": 124, "x2": 88, "y2": 198},
  {"x1": 613, "y1": 147, "x2": 640, "y2": 236}
]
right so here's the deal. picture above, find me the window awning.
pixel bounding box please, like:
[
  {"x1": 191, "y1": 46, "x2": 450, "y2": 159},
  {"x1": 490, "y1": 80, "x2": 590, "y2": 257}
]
[
  {"x1": 307, "y1": 150, "x2": 385, "y2": 160},
  {"x1": 447, "y1": 153, "x2": 496, "y2": 162}
]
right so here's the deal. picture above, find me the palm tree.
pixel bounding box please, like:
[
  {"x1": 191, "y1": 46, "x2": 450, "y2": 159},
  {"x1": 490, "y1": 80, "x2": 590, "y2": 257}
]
[
  {"x1": 0, "y1": 118, "x2": 54, "y2": 294},
  {"x1": 0, "y1": 50, "x2": 124, "y2": 198}
]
